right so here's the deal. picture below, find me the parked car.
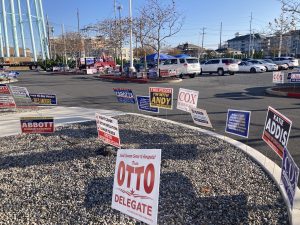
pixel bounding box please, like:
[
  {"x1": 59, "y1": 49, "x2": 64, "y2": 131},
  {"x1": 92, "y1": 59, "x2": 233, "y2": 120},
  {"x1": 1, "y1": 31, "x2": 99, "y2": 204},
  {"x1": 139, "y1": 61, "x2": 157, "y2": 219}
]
[
  {"x1": 247, "y1": 59, "x2": 278, "y2": 71},
  {"x1": 272, "y1": 57, "x2": 299, "y2": 68},
  {"x1": 159, "y1": 57, "x2": 201, "y2": 78},
  {"x1": 200, "y1": 58, "x2": 239, "y2": 75},
  {"x1": 238, "y1": 61, "x2": 266, "y2": 73},
  {"x1": 263, "y1": 59, "x2": 288, "y2": 70}
]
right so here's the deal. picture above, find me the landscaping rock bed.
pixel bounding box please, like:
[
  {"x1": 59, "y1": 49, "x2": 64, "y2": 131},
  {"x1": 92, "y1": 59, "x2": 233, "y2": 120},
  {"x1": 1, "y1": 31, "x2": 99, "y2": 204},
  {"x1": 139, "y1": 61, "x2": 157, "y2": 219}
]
[{"x1": 0, "y1": 115, "x2": 289, "y2": 224}]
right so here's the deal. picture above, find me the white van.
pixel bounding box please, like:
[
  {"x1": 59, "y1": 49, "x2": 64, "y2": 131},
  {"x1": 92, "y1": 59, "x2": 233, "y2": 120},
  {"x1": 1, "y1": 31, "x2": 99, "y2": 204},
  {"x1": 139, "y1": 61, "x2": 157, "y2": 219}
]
[{"x1": 159, "y1": 57, "x2": 201, "y2": 78}]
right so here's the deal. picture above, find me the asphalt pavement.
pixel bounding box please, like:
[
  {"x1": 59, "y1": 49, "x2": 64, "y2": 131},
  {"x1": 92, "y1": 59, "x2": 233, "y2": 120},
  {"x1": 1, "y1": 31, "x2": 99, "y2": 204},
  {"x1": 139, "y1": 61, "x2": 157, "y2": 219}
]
[{"x1": 14, "y1": 71, "x2": 300, "y2": 171}]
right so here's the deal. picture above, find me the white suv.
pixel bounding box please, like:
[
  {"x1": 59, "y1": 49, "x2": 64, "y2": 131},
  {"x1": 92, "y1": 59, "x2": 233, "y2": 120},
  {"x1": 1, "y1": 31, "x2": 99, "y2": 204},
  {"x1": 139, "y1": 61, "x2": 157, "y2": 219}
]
[
  {"x1": 201, "y1": 58, "x2": 239, "y2": 75},
  {"x1": 272, "y1": 57, "x2": 299, "y2": 68},
  {"x1": 159, "y1": 57, "x2": 201, "y2": 78}
]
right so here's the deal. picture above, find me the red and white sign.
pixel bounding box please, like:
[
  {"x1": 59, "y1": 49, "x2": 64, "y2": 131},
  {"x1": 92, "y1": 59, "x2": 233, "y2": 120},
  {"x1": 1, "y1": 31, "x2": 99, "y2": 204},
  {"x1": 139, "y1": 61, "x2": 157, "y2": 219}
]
[
  {"x1": 96, "y1": 113, "x2": 120, "y2": 148},
  {"x1": 20, "y1": 117, "x2": 55, "y2": 134},
  {"x1": 273, "y1": 71, "x2": 284, "y2": 84},
  {"x1": 0, "y1": 95, "x2": 16, "y2": 108},
  {"x1": 112, "y1": 149, "x2": 161, "y2": 225},
  {"x1": 177, "y1": 88, "x2": 199, "y2": 112},
  {"x1": 0, "y1": 84, "x2": 11, "y2": 95}
]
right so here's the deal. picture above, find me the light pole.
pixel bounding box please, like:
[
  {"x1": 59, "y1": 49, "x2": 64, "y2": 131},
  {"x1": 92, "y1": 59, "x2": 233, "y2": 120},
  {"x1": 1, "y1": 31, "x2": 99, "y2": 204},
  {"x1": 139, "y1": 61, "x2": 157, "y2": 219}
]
[
  {"x1": 129, "y1": 0, "x2": 135, "y2": 73},
  {"x1": 117, "y1": 5, "x2": 123, "y2": 72}
]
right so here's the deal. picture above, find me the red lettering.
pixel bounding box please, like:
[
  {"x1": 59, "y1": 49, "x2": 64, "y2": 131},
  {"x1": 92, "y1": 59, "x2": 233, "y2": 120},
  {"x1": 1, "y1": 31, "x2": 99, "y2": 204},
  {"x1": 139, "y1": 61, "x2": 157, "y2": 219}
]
[
  {"x1": 179, "y1": 92, "x2": 185, "y2": 101},
  {"x1": 144, "y1": 163, "x2": 155, "y2": 194},
  {"x1": 126, "y1": 165, "x2": 134, "y2": 188},
  {"x1": 184, "y1": 93, "x2": 191, "y2": 103},
  {"x1": 117, "y1": 161, "x2": 125, "y2": 186},
  {"x1": 135, "y1": 166, "x2": 144, "y2": 191}
]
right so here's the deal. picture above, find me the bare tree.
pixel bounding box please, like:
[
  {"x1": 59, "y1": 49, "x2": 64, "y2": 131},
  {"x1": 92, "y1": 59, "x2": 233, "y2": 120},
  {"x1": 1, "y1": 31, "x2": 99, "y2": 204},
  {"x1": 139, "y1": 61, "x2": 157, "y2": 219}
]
[
  {"x1": 139, "y1": 0, "x2": 184, "y2": 72},
  {"x1": 281, "y1": 0, "x2": 300, "y2": 14},
  {"x1": 269, "y1": 3, "x2": 296, "y2": 56}
]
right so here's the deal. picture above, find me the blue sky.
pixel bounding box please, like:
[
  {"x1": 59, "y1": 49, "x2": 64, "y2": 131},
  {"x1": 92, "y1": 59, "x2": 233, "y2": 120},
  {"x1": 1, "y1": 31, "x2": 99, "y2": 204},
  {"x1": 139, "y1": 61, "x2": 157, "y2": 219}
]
[{"x1": 44, "y1": 0, "x2": 283, "y2": 49}]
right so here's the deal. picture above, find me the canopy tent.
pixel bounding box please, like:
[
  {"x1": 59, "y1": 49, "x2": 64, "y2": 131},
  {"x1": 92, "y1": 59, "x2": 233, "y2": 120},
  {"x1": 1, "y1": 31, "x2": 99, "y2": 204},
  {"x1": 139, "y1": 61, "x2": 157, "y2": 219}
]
[
  {"x1": 145, "y1": 53, "x2": 176, "y2": 61},
  {"x1": 174, "y1": 54, "x2": 192, "y2": 58}
]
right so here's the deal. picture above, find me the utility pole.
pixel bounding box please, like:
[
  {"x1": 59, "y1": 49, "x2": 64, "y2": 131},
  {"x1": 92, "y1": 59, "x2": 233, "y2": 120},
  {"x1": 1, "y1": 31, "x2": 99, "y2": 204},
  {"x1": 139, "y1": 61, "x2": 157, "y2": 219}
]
[
  {"x1": 77, "y1": 8, "x2": 80, "y2": 68},
  {"x1": 201, "y1": 27, "x2": 206, "y2": 58},
  {"x1": 129, "y1": 0, "x2": 135, "y2": 72},
  {"x1": 62, "y1": 24, "x2": 67, "y2": 65},
  {"x1": 249, "y1": 12, "x2": 252, "y2": 57},
  {"x1": 219, "y1": 22, "x2": 222, "y2": 49},
  {"x1": 46, "y1": 15, "x2": 51, "y2": 59},
  {"x1": 117, "y1": 4, "x2": 123, "y2": 71}
]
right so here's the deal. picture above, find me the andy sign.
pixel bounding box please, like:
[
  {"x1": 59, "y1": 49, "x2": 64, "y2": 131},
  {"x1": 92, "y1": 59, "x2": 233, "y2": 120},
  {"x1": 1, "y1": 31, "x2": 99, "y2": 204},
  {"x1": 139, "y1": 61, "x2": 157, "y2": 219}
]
[
  {"x1": 149, "y1": 87, "x2": 173, "y2": 110},
  {"x1": 262, "y1": 106, "x2": 292, "y2": 158},
  {"x1": 176, "y1": 88, "x2": 199, "y2": 112},
  {"x1": 112, "y1": 149, "x2": 161, "y2": 225}
]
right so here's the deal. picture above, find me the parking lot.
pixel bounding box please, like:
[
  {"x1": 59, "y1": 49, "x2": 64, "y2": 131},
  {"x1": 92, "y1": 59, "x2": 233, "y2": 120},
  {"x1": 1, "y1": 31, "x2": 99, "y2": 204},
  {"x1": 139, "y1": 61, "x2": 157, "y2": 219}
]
[{"x1": 15, "y1": 71, "x2": 300, "y2": 174}]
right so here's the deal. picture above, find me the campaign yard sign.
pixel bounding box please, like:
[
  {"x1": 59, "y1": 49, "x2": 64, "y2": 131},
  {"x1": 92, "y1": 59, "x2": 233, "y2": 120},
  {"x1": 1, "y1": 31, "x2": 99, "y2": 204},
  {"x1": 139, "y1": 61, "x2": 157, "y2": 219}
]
[
  {"x1": 262, "y1": 106, "x2": 292, "y2": 158},
  {"x1": 96, "y1": 113, "x2": 120, "y2": 148},
  {"x1": 29, "y1": 93, "x2": 57, "y2": 105},
  {"x1": 281, "y1": 148, "x2": 299, "y2": 209},
  {"x1": 10, "y1": 86, "x2": 30, "y2": 99},
  {"x1": 136, "y1": 96, "x2": 159, "y2": 113},
  {"x1": 149, "y1": 87, "x2": 173, "y2": 110},
  {"x1": 272, "y1": 71, "x2": 284, "y2": 84},
  {"x1": 20, "y1": 117, "x2": 54, "y2": 134},
  {"x1": 0, "y1": 84, "x2": 11, "y2": 95},
  {"x1": 290, "y1": 72, "x2": 300, "y2": 83},
  {"x1": 191, "y1": 108, "x2": 212, "y2": 128},
  {"x1": 225, "y1": 109, "x2": 251, "y2": 138},
  {"x1": 177, "y1": 88, "x2": 199, "y2": 113},
  {"x1": 113, "y1": 88, "x2": 135, "y2": 104},
  {"x1": 0, "y1": 95, "x2": 16, "y2": 108},
  {"x1": 112, "y1": 149, "x2": 161, "y2": 225}
]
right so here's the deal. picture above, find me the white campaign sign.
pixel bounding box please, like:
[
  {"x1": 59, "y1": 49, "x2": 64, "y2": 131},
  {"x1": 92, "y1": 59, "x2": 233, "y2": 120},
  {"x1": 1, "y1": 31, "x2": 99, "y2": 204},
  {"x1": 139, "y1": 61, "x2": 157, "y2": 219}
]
[
  {"x1": 176, "y1": 88, "x2": 199, "y2": 112},
  {"x1": 191, "y1": 108, "x2": 212, "y2": 128},
  {"x1": 273, "y1": 71, "x2": 284, "y2": 84},
  {"x1": 112, "y1": 149, "x2": 161, "y2": 225},
  {"x1": 10, "y1": 86, "x2": 30, "y2": 98}
]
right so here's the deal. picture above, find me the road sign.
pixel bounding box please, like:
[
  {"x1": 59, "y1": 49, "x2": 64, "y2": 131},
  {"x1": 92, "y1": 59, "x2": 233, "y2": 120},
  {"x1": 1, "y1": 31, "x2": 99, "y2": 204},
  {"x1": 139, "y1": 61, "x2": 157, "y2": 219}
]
[
  {"x1": 149, "y1": 87, "x2": 173, "y2": 110},
  {"x1": 225, "y1": 109, "x2": 251, "y2": 138},
  {"x1": 262, "y1": 106, "x2": 292, "y2": 158},
  {"x1": 10, "y1": 86, "x2": 30, "y2": 99},
  {"x1": 137, "y1": 96, "x2": 159, "y2": 113},
  {"x1": 112, "y1": 149, "x2": 161, "y2": 225},
  {"x1": 177, "y1": 88, "x2": 199, "y2": 112},
  {"x1": 96, "y1": 113, "x2": 120, "y2": 148},
  {"x1": 0, "y1": 95, "x2": 16, "y2": 108},
  {"x1": 20, "y1": 117, "x2": 55, "y2": 134}
]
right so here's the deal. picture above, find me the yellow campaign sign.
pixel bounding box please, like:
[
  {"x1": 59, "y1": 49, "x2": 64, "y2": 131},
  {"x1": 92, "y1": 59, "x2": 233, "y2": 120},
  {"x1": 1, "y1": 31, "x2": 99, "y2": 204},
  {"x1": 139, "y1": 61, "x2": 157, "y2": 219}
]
[{"x1": 149, "y1": 87, "x2": 173, "y2": 109}]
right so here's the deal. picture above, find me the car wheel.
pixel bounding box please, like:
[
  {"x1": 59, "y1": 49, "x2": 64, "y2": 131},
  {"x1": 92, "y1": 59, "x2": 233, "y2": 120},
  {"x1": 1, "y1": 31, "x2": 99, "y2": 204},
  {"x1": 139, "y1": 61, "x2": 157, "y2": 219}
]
[
  {"x1": 250, "y1": 67, "x2": 256, "y2": 73},
  {"x1": 189, "y1": 73, "x2": 196, "y2": 78},
  {"x1": 217, "y1": 68, "x2": 224, "y2": 76},
  {"x1": 179, "y1": 74, "x2": 183, "y2": 79},
  {"x1": 200, "y1": 69, "x2": 202, "y2": 75},
  {"x1": 265, "y1": 66, "x2": 268, "y2": 72},
  {"x1": 229, "y1": 71, "x2": 234, "y2": 75}
]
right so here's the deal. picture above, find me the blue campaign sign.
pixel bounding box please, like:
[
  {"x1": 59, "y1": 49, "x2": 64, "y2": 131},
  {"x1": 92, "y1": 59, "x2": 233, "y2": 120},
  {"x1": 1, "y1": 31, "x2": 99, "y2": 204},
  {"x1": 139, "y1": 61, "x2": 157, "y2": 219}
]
[
  {"x1": 290, "y1": 72, "x2": 300, "y2": 83},
  {"x1": 137, "y1": 96, "x2": 159, "y2": 113},
  {"x1": 113, "y1": 88, "x2": 135, "y2": 104},
  {"x1": 281, "y1": 148, "x2": 299, "y2": 209},
  {"x1": 225, "y1": 109, "x2": 251, "y2": 138}
]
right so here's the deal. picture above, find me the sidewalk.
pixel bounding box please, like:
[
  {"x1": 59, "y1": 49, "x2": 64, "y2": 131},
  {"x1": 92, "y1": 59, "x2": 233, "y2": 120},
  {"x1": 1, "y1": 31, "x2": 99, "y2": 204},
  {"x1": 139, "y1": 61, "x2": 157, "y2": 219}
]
[{"x1": 0, "y1": 106, "x2": 125, "y2": 137}]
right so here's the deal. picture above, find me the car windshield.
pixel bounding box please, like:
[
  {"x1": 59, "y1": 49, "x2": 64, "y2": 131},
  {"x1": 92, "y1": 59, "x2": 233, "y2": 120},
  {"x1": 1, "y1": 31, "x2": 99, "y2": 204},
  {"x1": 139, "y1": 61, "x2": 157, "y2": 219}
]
[
  {"x1": 222, "y1": 59, "x2": 235, "y2": 64},
  {"x1": 186, "y1": 58, "x2": 198, "y2": 64}
]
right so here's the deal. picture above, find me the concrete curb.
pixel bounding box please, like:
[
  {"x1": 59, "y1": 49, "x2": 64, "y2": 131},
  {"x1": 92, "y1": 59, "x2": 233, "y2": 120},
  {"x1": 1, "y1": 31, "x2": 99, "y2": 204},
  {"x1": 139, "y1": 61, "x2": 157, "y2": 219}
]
[
  {"x1": 98, "y1": 75, "x2": 182, "y2": 84},
  {"x1": 266, "y1": 87, "x2": 300, "y2": 99},
  {"x1": 127, "y1": 112, "x2": 300, "y2": 225}
]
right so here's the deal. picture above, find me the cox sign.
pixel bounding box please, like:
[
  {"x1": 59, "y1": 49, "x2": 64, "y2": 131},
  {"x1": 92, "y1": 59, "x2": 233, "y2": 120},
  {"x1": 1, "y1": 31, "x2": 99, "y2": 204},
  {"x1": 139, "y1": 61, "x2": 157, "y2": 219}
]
[
  {"x1": 112, "y1": 149, "x2": 161, "y2": 225},
  {"x1": 176, "y1": 88, "x2": 199, "y2": 112}
]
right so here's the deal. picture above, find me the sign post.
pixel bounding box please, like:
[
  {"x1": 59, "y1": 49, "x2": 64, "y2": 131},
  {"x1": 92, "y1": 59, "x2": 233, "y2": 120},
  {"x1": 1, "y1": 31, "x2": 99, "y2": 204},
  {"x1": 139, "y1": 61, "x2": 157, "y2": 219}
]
[
  {"x1": 190, "y1": 108, "x2": 212, "y2": 128},
  {"x1": 112, "y1": 149, "x2": 161, "y2": 225},
  {"x1": 262, "y1": 106, "x2": 292, "y2": 158}
]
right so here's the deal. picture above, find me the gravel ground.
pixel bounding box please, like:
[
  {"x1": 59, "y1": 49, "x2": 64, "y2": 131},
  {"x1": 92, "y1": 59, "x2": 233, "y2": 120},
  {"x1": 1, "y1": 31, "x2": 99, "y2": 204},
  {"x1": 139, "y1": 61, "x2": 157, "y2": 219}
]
[{"x1": 0, "y1": 115, "x2": 289, "y2": 225}]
